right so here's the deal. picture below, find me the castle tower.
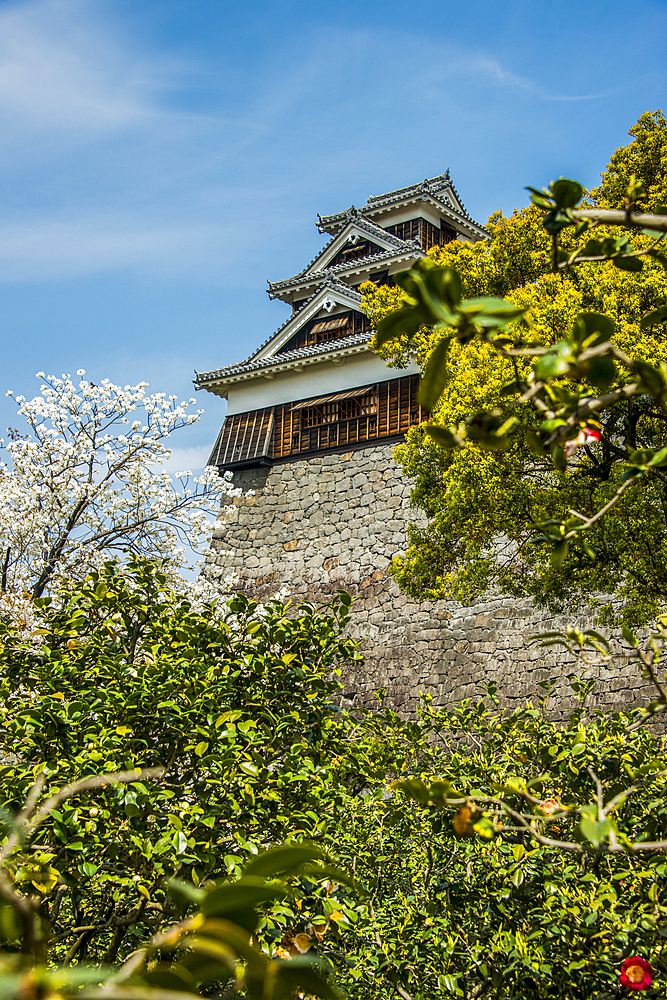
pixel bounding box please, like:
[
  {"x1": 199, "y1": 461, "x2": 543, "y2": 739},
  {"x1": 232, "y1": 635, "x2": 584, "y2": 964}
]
[
  {"x1": 195, "y1": 172, "x2": 487, "y2": 470},
  {"x1": 196, "y1": 175, "x2": 649, "y2": 716}
]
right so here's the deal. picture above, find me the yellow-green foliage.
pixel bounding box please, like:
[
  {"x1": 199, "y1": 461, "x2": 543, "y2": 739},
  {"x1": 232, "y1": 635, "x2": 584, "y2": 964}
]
[{"x1": 362, "y1": 111, "x2": 667, "y2": 625}]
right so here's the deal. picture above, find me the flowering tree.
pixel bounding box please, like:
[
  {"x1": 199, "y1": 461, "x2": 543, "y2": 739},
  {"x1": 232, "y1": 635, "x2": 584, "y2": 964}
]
[{"x1": 0, "y1": 371, "x2": 236, "y2": 598}]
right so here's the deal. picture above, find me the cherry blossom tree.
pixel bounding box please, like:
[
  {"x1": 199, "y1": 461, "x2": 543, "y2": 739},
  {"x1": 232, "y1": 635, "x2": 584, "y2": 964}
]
[{"x1": 0, "y1": 371, "x2": 237, "y2": 598}]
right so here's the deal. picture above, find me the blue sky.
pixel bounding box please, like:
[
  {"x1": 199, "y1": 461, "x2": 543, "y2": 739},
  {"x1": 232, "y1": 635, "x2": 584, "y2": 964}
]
[{"x1": 1, "y1": 0, "x2": 666, "y2": 471}]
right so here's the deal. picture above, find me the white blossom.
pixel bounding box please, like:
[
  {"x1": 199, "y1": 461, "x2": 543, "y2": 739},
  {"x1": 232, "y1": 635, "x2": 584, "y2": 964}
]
[{"x1": 0, "y1": 370, "x2": 239, "y2": 600}]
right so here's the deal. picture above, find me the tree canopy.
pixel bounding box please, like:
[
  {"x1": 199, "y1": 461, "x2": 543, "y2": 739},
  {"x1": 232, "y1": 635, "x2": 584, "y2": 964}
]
[
  {"x1": 3, "y1": 561, "x2": 667, "y2": 1000},
  {"x1": 363, "y1": 110, "x2": 667, "y2": 625}
]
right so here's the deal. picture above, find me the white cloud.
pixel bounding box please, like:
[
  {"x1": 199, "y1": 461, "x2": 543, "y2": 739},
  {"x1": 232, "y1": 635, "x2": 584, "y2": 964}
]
[
  {"x1": 0, "y1": 0, "x2": 167, "y2": 135},
  {"x1": 0, "y1": 5, "x2": 608, "y2": 288},
  {"x1": 0, "y1": 217, "x2": 226, "y2": 280}
]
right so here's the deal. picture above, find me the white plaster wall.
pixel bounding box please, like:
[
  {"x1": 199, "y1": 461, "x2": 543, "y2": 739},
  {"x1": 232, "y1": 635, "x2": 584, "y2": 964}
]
[
  {"x1": 226, "y1": 353, "x2": 418, "y2": 414},
  {"x1": 373, "y1": 204, "x2": 446, "y2": 228}
]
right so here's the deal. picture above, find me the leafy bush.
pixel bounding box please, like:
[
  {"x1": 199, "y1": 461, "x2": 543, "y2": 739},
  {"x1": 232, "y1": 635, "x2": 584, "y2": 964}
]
[
  {"x1": 336, "y1": 694, "x2": 667, "y2": 1000},
  {"x1": 0, "y1": 842, "x2": 344, "y2": 1000},
  {"x1": 0, "y1": 559, "x2": 370, "y2": 965},
  {"x1": 1, "y1": 560, "x2": 666, "y2": 999}
]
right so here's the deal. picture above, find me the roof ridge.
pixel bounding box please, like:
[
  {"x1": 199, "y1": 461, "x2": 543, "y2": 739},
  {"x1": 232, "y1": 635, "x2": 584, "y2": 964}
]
[
  {"x1": 365, "y1": 171, "x2": 451, "y2": 205},
  {"x1": 268, "y1": 241, "x2": 420, "y2": 295},
  {"x1": 318, "y1": 171, "x2": 455, "y2": 227}
]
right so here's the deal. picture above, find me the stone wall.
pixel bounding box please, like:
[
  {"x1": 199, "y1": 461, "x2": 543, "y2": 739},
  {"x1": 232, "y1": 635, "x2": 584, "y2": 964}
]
[{"x1": 204, "y1": 443, "x2": 651, "y2": 716}]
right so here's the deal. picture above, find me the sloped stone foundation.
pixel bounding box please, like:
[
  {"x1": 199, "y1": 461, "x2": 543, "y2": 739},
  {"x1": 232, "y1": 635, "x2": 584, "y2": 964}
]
[{"x1": 204, "y1": 444, "x2": 651, "y2": 717}]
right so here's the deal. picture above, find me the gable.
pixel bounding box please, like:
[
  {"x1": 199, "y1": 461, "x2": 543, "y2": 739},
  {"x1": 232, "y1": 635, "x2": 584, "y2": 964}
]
[
  {"x1": 303, "y1": 219, "x2": 409, "y2": 277},
  {"x1": 325, "y1": 238, "x2": 385, "y2": 270},
  {"x1": 253, "y1": 281, "x2": 363, "y2": 362}
]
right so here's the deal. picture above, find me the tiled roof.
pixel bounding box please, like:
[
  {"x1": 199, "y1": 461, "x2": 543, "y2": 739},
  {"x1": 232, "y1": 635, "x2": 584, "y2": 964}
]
[
  {"x1": 267, "y1": 217, "x2": 417, "y2": 294},
  {"x1": 194, "y1": 330, "x2": 371, "y2": 386},
  {"x1": 317, "y1": 171, "x2": 479, "y2": 233},
  {"x1": 267, "y1": 240, "x2": 421, "y2": 296},
  {"x1": 247, "y1": 276, "x2": 361, "y2": 361}
]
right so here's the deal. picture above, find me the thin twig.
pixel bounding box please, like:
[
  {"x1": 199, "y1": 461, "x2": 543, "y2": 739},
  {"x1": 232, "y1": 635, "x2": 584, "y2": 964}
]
[{"x1": 0, "y1": 767, "x2": 164, "y2": 863}]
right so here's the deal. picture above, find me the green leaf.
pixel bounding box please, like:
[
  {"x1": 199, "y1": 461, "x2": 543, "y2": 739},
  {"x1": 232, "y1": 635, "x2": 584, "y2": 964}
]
[
  {"x1": 575, "y1": 311, "x2": 615, "y2": 346},
  {"x1": 276, "y1": 963, "x2": 340, "y2": 1000},
  {"x1": 243, "y1": 844, "x2": 326, "y2": 879},
  {"x1": 375, "y1": 305, "x2": 425, "y2": 348},
  {"x1": 580, "y1": 239, "x2": 605, "y2": 257},
  {"x1": 167, "y1": 877, "x2": 206, "y2": 906},
  {"x1": 193, "y1": 919, "x2": 266, "y2": 975},
  {"x1": 201, "y1": 877, "x2": 288, "y2": 921},
  {"x1": 398, "y1": 261, "x2": 463, "y2": 318},
  {"x1": 613, "y1": 254, "x2": 643, "y2": 272},
  {"x1": 391, "y1": 777, "x2": 430, "y2": 804},
  {"x1": 418, "y1": 335, "x2": 453, "y2": 411},
  {"x1": 552, "y1": 444, "x2": 567, "y2": 472},
  {"x1": 302, "y1": 863, "x2": 361, "y2": 891},
  {"x1": 461, "y1": 297, "x2": 525, "y2": 321},
  {"x1": 550, "y1": 178, "x2": 584, "y2": 209},
  {"x1": 440, "y1": 973, "x2": 461, "y2": 995},
  {"x1": 144, "y1": 966, "x2": 198, "y2": 991},
  {"x1": 534, "y1": 341, "x2": 573, "y2": 381},
  {"x1": 551, "y1": 540, "x2": 569, "y2": 570},
  {"x1": 640, "y1": 305, "x2": 667, "y2": 328},
  {"x1": 173, "y1": 831, "x2": 187, "y2": 855},
  {"x1": 635, "y1": 360, "x2": 665, "y2": 395},
  {"x1": 424, "y1": 424, "x2": 458, "y2": 449},
  {"x1": 543, "y1": 209, "x2": 572, "y2": 234},
  {"x1": 622, "y1": 626, "x2": 639, "y2": 647},
  {"x1": 585, "y1": 356, "x2": 617, "y2": 390},
  {"x1": 579, "y1": 816, "x2": 611, "y2": 847},
  {"x1": 649, "y1": 446, "x2": 667, "y2": 467}
]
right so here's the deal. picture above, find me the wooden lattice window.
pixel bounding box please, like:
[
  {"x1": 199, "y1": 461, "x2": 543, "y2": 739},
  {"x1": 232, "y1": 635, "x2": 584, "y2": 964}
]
[
  {"x1": 339, "y1": 392, "x2": 377, "y2": 420},
  {"x1": 310, "y1": 317, "x2": 351, "y2": 343},
  {"x1": 207, "y1": 408, "x2": 274, "y2": 467},
  {"x1": 440, "y1": 222, "x2": 456, "y2": 245},
  {"x1": 326, "y1": 240, "x2": 383, "y2": 269},
  {"x1": 277, "y1": 314, "x2": 354, "y2": 354},
  {"x1": 301, "y1": 402, "x2": 338, "y2": 428},
  {"x1": 421, "y1": 220, "x2": 442, "y2": 250},
  {"x1": 210, "y1": 375, "x2": 426, "y2": 469},
  {"x1": 385, "y1": 219, "x2": 420, "y2": 243}
]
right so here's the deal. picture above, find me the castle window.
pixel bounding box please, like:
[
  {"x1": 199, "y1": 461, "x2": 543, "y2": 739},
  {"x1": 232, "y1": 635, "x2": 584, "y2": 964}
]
[
  {"x1": 277, "y1": 313, "x2": 354, "y2": 354},
  {"x1": 339, "y1": 392, "x2": 376, "y2": 420},
  {"x1": 310, "y1": 316, "x2": 350, "y2": 343},
  {"x1": 301, "y1": 401, "x2": 338, "y2": 428},
  {"x1": 326, "y1": 240, "x2": 383, "y2": 269},
  {"x1": 294, "y1": 387, "x2": 377, "y2": 428}
]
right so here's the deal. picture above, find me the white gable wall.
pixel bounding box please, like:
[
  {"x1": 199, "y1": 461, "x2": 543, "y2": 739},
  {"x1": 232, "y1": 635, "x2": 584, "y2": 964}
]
[{"x1": 371, "y1": 203, "x2": 444, "y2": 229}]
